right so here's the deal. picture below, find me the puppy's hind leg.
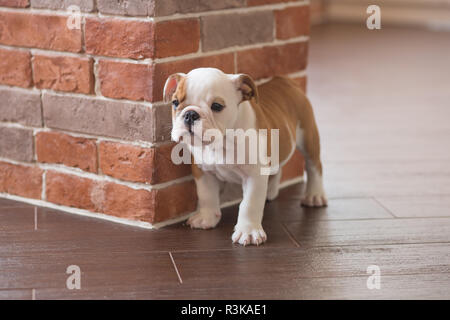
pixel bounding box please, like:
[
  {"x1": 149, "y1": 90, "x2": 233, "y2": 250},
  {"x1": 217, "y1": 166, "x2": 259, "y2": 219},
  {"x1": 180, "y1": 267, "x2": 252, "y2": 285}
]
[
  {"x1": 266, "y1": 170, "x2": 282, "y2": 201},
  {"x1": 296, "y1": 124, "x2": 328, "y2": 207}
]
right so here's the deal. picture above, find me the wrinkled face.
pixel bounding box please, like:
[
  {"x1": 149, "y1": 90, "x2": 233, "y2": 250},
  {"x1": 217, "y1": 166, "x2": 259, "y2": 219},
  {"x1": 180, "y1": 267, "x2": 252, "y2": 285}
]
[{"x1": 163, "y1": 68, "x2": 257, "y2": 146}]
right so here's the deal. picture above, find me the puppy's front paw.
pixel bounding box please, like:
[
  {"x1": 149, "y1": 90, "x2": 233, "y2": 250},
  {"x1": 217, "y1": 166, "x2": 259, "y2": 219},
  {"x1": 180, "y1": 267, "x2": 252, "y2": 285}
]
[
  {"x1": 187, "y1": 209, "x2": 221, "y2": 229},
  {"x1": 232, "y1": 224, "x2": 267, "y2": 246},
  {"x1": 301, "y1": 190, "x2": 328, "y2": 207}
]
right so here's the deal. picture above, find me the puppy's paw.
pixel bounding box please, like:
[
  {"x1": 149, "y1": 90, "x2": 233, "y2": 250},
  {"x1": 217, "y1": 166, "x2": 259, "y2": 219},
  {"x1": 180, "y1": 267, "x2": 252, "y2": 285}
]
[
  {"x1": 232, "y1": 224, "x2": 267, "y2": 246},
  {"x1": 187, "y1": 209, "x2": 221, "y2": 229},
  {"x1": 301, "y1": 190, "x2": 328, "y2": 207}
]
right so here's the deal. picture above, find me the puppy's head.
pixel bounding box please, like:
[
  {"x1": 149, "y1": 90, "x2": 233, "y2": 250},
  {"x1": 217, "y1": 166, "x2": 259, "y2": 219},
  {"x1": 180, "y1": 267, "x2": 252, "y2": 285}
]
[{"x1": 163, "y1": 68, "x2": 258, "y2": 145}]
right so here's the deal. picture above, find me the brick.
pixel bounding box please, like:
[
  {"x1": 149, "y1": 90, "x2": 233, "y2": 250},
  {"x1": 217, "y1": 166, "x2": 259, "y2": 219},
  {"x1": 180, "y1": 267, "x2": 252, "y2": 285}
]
[
  {"x1": 154, "y1": 19, "x2": 200, "y2": 58},
  {"x1": 99, "y1": 180, "x2": 197, "y2": 222},
  {"x1": 36, "y1": 132, "x2": 97, "y2": 173},
  {"x1": 0, "y1": 88, "x2": 42, "y2": 126},
  {"x1": 153, "y1": 180, "x2": 197, "y2": 222},
  {"x1": 151, "y1": 143, "x2": 192, "y2": 183},
  {"x1": 292, "y1": 76, "x2": 307, "y2": 92},
  {"x1": 153, "y1": 53, "x2": 235, "y2": 102},
  {"x1": 30, "y1": 0, "x2": 95, "y2": 12},
  {"x1": 100, "y1": 182, "x2": 155, "y2": 221},
  {"x1": 45, "y1": 171, "x2": 96, "y2": 210},
  {"x1": 99, "y1": 142, "x2": 152, "y2": 183},
  {"x1": 0, "y1": 0, "x2": 29, "y2": 7},
  {"x1": 0, "y1": 127, "x2": 34, "y2": 162},
  {"x1": 275, "y1": 5, "x2": 310, "y2": 39},
  {"x1": 98, "y1": 60, "x2": 153, "y2": 101},
  {"x1": 85, "y1": 18, "x2": 153, "y2": 59},
  {"x1": 42, "y1": 93, "x2": 157, "y2": 142},
  {"x1": 247, "y1": 0, "x2": 294, "y2": 6},
  {"x1": 0, "y1": 12, "x2": 82, "y2": 52},
  {"x1": 281, "y1": 149, "x2": 305, "y2": 182},
  {"x1": 201, "y1": 11, "x2": 273, "y2": 52},
  {"x1": 237, "y1": 42, "x2": 308, "y2": 79},
  {"x1": 152, "y1": 103, "x2": 172, "y2": 142},
  {"x1": 97, "y1": 0, "x2": 151, "y2": 16},
  {"x1": 153, "y1": 0, "x2": 245, "y2": 16},
  {"x1": 99, "y1": 142, "x2": 191, "y2": 184},
  {"x1": 0, "y1": 162, "x2": 42, "y2": 199},
  {"x1": 32, "y1": 55, "x2": 94, "y2": 94},
  {"x1": 0, "y1": 48, "x2": 33, "y2": 88},
  {"x1": 45, "y1": 171, "x2": 196, "y2": 223}
]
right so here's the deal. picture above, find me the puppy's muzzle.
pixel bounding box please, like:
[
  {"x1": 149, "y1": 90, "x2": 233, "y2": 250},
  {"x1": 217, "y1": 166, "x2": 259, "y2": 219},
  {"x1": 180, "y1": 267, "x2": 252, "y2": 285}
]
[{"x1": 184, "y1": 110, "x2": 200, "y2": 132}]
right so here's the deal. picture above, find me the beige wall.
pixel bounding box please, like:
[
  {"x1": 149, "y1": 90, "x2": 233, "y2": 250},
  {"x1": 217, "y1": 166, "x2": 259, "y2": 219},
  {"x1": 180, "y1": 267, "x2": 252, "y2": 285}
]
[{"x1": 312, "y1": 0, "x2": 450, "y2": 30}]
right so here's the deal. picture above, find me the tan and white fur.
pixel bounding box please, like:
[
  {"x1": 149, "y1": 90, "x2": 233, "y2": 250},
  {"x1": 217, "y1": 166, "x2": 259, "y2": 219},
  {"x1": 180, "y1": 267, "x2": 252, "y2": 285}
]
[{"x1": 163, "y1": 68, "x2": 327, "y2": 246}]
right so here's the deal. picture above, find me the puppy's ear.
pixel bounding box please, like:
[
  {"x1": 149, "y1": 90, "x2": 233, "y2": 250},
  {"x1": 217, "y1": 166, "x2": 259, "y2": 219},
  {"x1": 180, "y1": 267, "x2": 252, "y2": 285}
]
[
  {"x1": 233, "y1": 74, "x2": 259, "y2": 104},
  {"x1": 163, "y1": 73, "x2": 186, "y2": 103}
]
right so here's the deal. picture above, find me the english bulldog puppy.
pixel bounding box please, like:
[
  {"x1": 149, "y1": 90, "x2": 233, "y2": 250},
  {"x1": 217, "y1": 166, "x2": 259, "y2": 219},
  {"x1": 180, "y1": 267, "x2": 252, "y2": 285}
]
[{"x1": 163, "y1": 68, "x2": 326, "y2": 246}]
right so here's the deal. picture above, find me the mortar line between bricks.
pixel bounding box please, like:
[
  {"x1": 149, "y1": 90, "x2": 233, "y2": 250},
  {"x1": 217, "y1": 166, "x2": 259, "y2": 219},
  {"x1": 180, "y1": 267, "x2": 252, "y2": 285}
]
[
  {"x1": 1, "y1": 35, "x2": 309, "y2": 66},
  {"x1": 41, "y1": 171, "x2": 46, "y2": 201},
  {"x1": 0, "y1": 121, "x2": 172, "y2": 149},
  {"x1": 0, "y1": 83, "x2": 154, "y2": 107},
  {"x1": 0, "y1": 44, "x2": 152, "y2": 65},
  {"x1": 153, "y1": 1, "x2": 310, "y2": 22},
  {"x1": 0, "y1": 157, "x2": 194, "y2": 191},
  {"x1": 81, "y1": 15, "x2": 86, "y2": 53},
  {"x1": 154, "y1": 36, "x2": 310, "y2": 64},
  {"x1": 92, "y1": 58, "x2": 102, "y2": 95},
  {"x1": 0, "y1": 1, "x2": 309, "y2": 22},
  {"x1": 0, "y1": 7, "x2": 154, "y2": 21},
  {"x1": 39, "y1": 88, "x2": 154, "y2": 107}
]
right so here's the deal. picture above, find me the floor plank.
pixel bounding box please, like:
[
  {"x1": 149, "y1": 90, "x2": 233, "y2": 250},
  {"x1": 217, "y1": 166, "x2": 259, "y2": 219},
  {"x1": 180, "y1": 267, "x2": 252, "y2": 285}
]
[
  {"x1": 0, "y1": 207, "x2": 296, "y2": 256},
  {"x1": 169, "y1": 244, "x2": 450, "y2": 299},
  {"x1": 0, "y1": 198, "x2": 33, "y2": 209},
  {"x1": 0, "y1": 206, "x2": 35, "y2": 232},
  {"x1": 0, "y1": 289, "x2": 32, "y2": 300},
  {"x1": 285, "y1": 218, "x2": 450, "y2": 247},
  {"x1": 34, "y1": 273, "x2": 450, "y2": 300},
  {"x1": 258, "y1": 184, "x2": 393, "y2": 221},
  {"x1": 323, "y1": 161, "x2": 450, "y2": 199},
  {"x1": 0, "y1": 251, "x2": 179, "y2": 290},
  {"x1": 376, "y1": 195, "x2": 450, "y2": 218}
]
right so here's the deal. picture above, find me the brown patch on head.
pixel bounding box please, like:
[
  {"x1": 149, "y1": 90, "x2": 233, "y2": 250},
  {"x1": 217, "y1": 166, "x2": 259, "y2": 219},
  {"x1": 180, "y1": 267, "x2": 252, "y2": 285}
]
[
  {"x1": 171, "y1": 77, "x2": 190, "y2": 120},
  {"x1": 172, "y1": 76, "x2": 187, "y2": 104},
  {"x1": 163, "y1": 73, "x2": 186, "y2": 103},
  {"x1": 235, "y1": 74, "x2": 259, "y2": 103},
  {"x1": 163, "y1": 74, "x2": 189, "y2": 120}
]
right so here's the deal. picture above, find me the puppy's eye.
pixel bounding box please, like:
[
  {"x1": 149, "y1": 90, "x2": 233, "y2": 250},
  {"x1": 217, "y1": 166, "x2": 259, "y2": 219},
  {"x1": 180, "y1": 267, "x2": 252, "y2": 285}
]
[
  {"x1": 172, "y1": 100, "x2": 179, "y2": 109},
  {"x1": 211, "y1": 102, "x2": 224, "y2": 112}
]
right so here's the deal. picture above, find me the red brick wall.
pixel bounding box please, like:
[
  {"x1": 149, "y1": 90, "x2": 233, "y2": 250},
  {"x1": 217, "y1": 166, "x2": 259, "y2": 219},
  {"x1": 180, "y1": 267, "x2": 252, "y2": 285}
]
[{"x1": 0, "y1": 0, "x2": 309, "y2": 227}]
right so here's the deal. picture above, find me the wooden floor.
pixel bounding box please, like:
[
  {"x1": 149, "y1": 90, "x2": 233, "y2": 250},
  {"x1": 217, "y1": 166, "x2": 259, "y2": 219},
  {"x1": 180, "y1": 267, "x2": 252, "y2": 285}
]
[{"x1": 1, "y1": 24, "x2": 450, "y2": 299}]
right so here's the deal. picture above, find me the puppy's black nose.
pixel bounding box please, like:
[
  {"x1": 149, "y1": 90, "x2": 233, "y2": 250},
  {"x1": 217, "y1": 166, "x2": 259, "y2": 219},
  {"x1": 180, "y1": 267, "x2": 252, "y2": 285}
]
[{"x1": 184, "y1": 110, "x2": 200, "y2": 126}]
